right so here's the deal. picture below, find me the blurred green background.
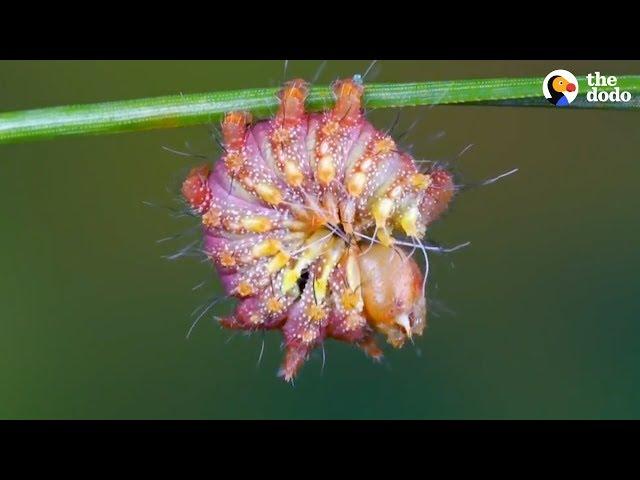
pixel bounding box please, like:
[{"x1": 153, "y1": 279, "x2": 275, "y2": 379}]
[{"x1": 1, "y1": 60, "x2": 639, "y2": 419}]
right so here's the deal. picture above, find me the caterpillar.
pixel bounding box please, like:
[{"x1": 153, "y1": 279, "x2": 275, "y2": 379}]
[{"x1": 181, "y1": 76, "x2": 458, "y2": 382}]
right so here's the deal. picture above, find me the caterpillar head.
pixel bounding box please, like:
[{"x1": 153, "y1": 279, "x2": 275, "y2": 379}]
[{"x1": 358, "y1": 243, "x2": 426, "y2": 347}]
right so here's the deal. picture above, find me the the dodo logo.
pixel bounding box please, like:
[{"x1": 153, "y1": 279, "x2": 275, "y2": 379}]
[{"x1": 543, "y1": 69, "x2": 579, "y2": 107}]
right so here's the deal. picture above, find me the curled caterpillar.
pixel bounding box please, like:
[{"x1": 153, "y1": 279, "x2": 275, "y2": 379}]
[{"x1": 182, "y1": 77, "x2": 456, "y2": 382}]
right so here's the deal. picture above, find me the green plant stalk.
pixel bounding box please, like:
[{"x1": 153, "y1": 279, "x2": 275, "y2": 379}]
[{"x1": 1, "y1": 76, "x2": 639, "y2": 145}]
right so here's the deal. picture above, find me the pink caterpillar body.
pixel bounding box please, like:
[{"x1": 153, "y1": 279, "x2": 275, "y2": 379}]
[{"x1": 182, "y1": 78, "x2": 455, "y2": 381}]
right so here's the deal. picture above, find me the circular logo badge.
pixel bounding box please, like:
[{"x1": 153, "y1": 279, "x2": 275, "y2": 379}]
[{"x1": 543, "y1": 70, "x2": 579, "y2": 107}]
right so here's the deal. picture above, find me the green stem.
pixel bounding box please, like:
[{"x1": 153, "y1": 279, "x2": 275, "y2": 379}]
[{"x1": 1, "y1": 76, "x2": 639, "y2": 145}]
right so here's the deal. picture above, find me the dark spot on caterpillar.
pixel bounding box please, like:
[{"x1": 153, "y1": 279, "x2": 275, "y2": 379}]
[{"x1": 297, "y1": 268, "x2": 310, "y2": 293}]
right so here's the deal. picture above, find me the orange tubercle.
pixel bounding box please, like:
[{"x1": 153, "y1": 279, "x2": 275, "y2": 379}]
[
  {"x1": 181, "y1": 164, "x2": 211, "y2": 214},
  {"x1": 236, "y1": 281, "x2": 254, "y2": 297},
  {"x1": 277, "y1": 79, "x2": 308, "y2": 126},
  {"x1": 222, "y1": 111, "x2": 252, "y2": 151},
  {"x1": 332, "y1": 78, "x2": 364, "y2": 125}
]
